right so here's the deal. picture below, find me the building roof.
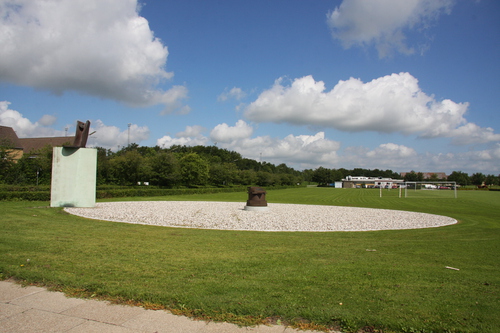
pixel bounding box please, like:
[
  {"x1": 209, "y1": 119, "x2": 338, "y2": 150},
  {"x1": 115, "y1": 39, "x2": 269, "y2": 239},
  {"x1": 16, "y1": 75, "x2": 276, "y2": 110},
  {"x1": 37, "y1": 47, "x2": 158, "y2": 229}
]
[
  {"x1": 0, "y1": 126, "x2": 23, "y2": 149},
  {"x1": 19, "y1": 137, "x2": 75, "y2": 154},
  {"x1": 0, "y1": 125, "x2": 75, "y2": 156},
  {"x1": 342, "y1": 177, "x2": 404, "y2": 183},
  {"x1": 400, "y1": 172, "x2": 448, "y2": 179}
]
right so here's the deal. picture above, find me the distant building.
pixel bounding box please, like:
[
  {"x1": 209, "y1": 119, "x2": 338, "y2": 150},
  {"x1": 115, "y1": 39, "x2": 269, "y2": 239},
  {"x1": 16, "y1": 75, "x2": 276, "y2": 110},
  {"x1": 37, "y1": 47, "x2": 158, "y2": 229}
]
[
  {"x1": 0, "y1": 125, "x2": 74, "y2": 161},
  {"x1": 342, "y1": 176, "x2": 404, "y2": 188},
  {"x1": 400, "y1": 172, "x2": 447, "y2": 180},
  {"x1": 0, "y1": 126, "x2": 24, "y2": 160}
]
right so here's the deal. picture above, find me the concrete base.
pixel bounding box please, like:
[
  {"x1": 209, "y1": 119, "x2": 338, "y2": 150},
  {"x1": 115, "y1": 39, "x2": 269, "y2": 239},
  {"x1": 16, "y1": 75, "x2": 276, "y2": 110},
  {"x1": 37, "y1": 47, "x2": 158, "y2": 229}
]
[
  {"x1": 50, "y1": 147, "x2": 97, "y2": 208},
  {"x1": 244, "y1": 205, "x2": 269, "y2": 212}
]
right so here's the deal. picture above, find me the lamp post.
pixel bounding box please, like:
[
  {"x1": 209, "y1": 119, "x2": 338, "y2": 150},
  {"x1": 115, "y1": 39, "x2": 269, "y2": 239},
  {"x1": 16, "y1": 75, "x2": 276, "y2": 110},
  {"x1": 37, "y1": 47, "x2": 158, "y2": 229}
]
[{"x1": 127, "y1": 123, "x2": 131, "y2": 146}]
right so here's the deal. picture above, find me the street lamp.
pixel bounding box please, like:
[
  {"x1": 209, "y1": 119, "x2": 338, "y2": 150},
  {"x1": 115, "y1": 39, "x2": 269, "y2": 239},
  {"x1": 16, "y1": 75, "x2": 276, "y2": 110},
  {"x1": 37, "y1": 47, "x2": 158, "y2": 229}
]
[
  {"x1": 127, "y1": 123, "x2": 131, "y2": 146},
  {"x1": 127, "y1": 123, "x2": 132, "y2": 146}
]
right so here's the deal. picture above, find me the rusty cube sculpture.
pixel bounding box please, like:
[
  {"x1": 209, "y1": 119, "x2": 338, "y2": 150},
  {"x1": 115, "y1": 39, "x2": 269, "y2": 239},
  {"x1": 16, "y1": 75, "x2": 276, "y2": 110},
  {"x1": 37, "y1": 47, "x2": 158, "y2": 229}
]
[{"x1": 246, "y1": 186, "x2": 267, "y2": 207}]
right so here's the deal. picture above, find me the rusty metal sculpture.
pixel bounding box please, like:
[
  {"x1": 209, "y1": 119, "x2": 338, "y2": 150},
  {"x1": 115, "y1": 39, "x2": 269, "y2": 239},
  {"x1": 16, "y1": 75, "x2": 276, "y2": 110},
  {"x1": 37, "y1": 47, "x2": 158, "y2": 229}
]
[
  {"x1": 246, "y1": 186, "x2": 267, "y2": 207},
  {"x1": 66, "y1": 120, "x2": 90, "y2": 148}
]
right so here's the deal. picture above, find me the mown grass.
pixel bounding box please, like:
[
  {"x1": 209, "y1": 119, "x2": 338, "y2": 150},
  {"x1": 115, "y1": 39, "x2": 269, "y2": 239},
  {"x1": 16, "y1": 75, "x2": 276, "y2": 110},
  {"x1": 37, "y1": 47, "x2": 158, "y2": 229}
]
[{"x1": 1, "y1": 188, "x2": 499, "y2": 332}]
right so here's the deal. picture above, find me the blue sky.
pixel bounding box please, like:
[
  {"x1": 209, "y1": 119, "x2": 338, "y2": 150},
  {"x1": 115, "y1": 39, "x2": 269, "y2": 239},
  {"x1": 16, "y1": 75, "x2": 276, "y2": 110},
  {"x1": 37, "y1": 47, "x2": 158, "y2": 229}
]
[{"x1": 1, "y1": 0, "x2": 499, "y2": 174}]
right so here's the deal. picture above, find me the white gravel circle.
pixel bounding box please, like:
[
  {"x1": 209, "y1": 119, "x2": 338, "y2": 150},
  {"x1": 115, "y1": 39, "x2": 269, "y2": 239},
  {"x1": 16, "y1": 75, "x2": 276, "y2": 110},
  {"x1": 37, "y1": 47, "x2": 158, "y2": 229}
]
[{"x1": 65, "y1": 201, "x2": 457, "y2": 232}]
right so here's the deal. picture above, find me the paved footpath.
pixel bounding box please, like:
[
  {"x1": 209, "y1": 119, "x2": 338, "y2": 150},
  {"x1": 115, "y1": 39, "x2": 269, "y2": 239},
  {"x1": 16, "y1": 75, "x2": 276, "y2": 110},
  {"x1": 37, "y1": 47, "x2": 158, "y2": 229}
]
[{"x1": 0, "y1": 280, "x2": 323, "y2": 333}]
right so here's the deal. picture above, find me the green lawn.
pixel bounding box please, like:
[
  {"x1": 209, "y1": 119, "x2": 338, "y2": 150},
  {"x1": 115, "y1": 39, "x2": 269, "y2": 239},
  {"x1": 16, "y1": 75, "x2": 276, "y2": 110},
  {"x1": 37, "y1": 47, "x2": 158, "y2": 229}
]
[{"x1": 1, "y1": 188, "x2": 499, "y2": 333}]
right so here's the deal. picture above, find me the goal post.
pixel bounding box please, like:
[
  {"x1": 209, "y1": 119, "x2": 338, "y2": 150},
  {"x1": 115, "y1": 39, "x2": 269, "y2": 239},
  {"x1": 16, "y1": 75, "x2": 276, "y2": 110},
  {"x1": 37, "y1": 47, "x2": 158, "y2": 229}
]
[{"x1": 404, "y1": 181, "x2": 457, "y2": 198}]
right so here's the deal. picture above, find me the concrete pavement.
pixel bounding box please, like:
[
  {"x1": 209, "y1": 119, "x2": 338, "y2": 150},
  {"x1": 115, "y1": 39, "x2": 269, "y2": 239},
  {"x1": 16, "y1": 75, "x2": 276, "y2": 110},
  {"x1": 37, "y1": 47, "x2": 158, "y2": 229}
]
[{"x1": 0, "y1": 280, "x2": 322, "y2": 333}]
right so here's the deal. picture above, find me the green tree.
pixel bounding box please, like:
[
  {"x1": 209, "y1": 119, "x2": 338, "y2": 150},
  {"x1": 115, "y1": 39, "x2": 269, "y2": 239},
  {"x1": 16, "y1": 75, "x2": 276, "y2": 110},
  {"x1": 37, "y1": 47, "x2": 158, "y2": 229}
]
[
  {"x1": 260, "y1": 162, "x2": 275, "y2": 173},
  {"x1": 404, "y1": 171, "x2": 421, "y2": 182},
  {"x1": 96, "y1": 147, "x2": 114, "y2": 185},
  {"x1": 108, "y1": 150, "x2": 150, "y2": 185},
  {"x1": 337, "y1": 168, "x2": 348, "y2": 179},
  {"x1": 237, "y1": 158, "x2": 261, "y2": 171},
  {"x1": 149, "y1": 151, "x2": 181, "y2": 187},
  {"x1": 179, "y1": 153, "x2": 209, "y2": 186},
  {"x1": 236, "y1": 169, "x2": 257, "y2": 185},
  {"x1": 278, "y1": 173, "x2": 299, "y2": 186},
  {"x1": 447, "y1": 171, "x2": 470, "y2": 186},
  {"x1": 331, "y1": 169, "x2": 343, "y2": 182},
  {"x1": 209, "y1": 162, "x2": 238, "y2": 186},
  {"x1": 312, "y1": 166, "x2": 334, "y2": 185},
  {"x1": 429, "y1": 173, "x2": 440, "y2": 181},
  {"x1": 301, "y1": 169, "x2": 314, "y2": 183},
  {"x1": 0, "y1": 139, "x2": 16, "y2": 183},
  {"x1": 470, "y1": 172, "x2": 486, "y2": 186},
  {"x1": 256, "y1": 171, "x2": 276, "y2": 187},
  {"x1": 10, "y1": 145, "x2": 54, "y2": 185},
  {"x1": 484, "y1": 174, "x2": 499, "y2": 186},
  {"x1": 115, "y1": 143, "x2": 140, "y2": 156},
  {"x1": 137, "y1": 145, "x2": 159, "y2": 158}
]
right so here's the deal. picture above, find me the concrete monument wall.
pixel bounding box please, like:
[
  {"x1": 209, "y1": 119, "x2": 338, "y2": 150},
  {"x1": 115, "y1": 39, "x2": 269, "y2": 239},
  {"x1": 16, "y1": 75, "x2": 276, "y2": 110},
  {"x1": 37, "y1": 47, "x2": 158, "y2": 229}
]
[{"x1": 50, "y1": 147, "x2": 97, "y2": 207}]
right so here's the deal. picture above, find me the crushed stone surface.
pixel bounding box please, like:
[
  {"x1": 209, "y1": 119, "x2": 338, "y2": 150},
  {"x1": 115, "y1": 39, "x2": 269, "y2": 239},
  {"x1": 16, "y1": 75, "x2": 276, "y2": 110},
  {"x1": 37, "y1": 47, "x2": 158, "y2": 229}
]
[{"x1": 65, "y1": 201, "x2": 457, "y2": 232}]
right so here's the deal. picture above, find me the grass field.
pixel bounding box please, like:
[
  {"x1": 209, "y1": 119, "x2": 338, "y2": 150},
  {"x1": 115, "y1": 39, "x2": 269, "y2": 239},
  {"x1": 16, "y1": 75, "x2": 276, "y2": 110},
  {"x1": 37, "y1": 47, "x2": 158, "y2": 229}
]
[{"x1": 1, "y1": 188, "x2": 499, "y2": 332}]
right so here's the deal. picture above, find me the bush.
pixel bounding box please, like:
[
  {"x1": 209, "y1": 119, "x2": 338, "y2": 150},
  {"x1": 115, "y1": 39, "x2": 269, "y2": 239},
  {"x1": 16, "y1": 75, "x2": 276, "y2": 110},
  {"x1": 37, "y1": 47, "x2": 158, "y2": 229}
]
[
  {"x1": 0, "y1": 191, "x2": 50, "y2": 201},
  {"x1": 0, "y1": 185, "x2": 298, "y2": 201},
  {"x1": 96, "y1": 187, "x2": 249, "y2": 199},
  {"x1": 0, "y1": 185, "x2": 50, "y2": 192}
]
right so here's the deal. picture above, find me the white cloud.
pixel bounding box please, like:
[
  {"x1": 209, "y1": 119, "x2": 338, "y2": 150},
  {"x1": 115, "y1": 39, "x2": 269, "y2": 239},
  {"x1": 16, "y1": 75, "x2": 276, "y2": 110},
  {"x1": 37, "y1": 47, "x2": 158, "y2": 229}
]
[
  {"x1": 89, "y1": 120, "x2": 149, "y2": 150},
  {"x1": 158, "y1": 86, "x2": 191, "y2": 115},
  {"x1": 0, "y1": 101, "x2": 36, "y2": 136},
  {"x1": 244, "y1": 73, "x2": 499, "y2": 145},
  {"x1": 366, "y1": 143, "x2": 417, "y2": 158},
  {"x1": 219, "y1": 131, "x2": 342, "y2": 169},
  {"x1": 0, "y1": 101, "x2": 63, "y2": 137},
  {"x1": 218, "y1": 87, "x2": 247, "y2": 102},
  {"x1": 358, "y1": 143, "x2": 420, "y2": 170},
  {"x1": 415, "y1": 146, "x2": 500, "y2": 174},
  {"x1": 156, "y1": 125, "x2": 209, "y2": 148},
  {"x1": 38, "y1": 114, "x2": 57, "y2": 126},
  {"x1": 447, "y1": 123, "x2": 500, "y2": 145},
  {"x1": 0, "y1": 0, "x2": 189, "y2": 112},
  {"x1": 155, "y1": 120, "x2": 342, "y2": 169},
  {"x1": 210, "y1": 120, "x2": 254, "y2": 143},
  {"x1": 156, "y1": 135, "x2": 209, "y2": 148},
  {"x1": 154, "y1": 119, "x2": 500, "y2": 173},
  {"x1": 87, "y1": 117, "x2": 500, "y2": 174},
  {"x1": 203, "y1": 121, "x2": 341, "y2": 168},
  {"x1": 177, "y1": 125, "x2": 206, "y2": 138},
  {"x1": 341, "y1": 143, "x2": 500, "y2": 175},
  {"x1": 327, "y1": 0, "x2": 454, "y2": 57}
]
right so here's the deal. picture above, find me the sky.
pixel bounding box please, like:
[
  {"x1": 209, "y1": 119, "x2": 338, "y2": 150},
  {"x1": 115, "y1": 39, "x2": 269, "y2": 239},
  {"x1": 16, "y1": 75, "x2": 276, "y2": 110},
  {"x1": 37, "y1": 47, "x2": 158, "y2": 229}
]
[{"x1": 1, "y1": 0, "x2": 499, "y2": 175}]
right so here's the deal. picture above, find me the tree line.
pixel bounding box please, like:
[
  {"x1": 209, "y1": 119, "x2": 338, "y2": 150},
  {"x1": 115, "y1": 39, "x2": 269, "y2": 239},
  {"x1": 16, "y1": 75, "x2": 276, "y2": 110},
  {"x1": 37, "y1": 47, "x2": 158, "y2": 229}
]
[
  {"x1": 1, "y1": 143, "x2": 498, "y2": 187},
  {"x1": 402, "y1": 170, "x2": 499, "y2": 186}
]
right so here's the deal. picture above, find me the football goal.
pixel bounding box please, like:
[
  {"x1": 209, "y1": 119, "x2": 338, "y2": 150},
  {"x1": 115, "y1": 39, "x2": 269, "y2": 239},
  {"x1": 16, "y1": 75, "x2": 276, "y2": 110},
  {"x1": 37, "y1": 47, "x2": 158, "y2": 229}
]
[{"x1": 403, "y1": 181, "x2": 457, "y2": 198}]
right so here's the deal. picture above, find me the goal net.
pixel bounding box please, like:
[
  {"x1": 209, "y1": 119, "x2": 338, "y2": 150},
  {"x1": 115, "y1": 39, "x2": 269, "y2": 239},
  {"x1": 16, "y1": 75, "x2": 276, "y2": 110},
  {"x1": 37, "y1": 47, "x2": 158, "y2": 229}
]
[{"x1": 403, "y1": 181, "x2": 457, "y2": 198}]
